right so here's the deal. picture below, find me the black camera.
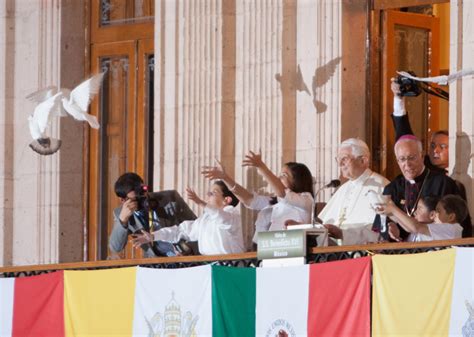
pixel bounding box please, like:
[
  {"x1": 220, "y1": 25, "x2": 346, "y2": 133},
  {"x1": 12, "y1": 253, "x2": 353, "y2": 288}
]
[
  {"x1": 133, "y1": 185, "x2": 146, "y2": 210},
  {"x1": 395, "y1": 71, "x2": 422, "y2": 97},
  {"x1": 134, "y1": 185, "x2": 158, "y2": 210}
]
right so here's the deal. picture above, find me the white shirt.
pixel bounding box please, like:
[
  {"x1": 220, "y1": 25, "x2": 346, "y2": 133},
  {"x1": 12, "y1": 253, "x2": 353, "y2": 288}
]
[
  {"x1": 247, "y1": 189, "x2": 314, "y2": 232},
  {"x1": 318, "y1": 169, "x2": 389, "y2": 245},
  {"x1": 408, "y1": 222, "x2": 463, "y2": 242},
  {"x1": 153, "y1": 205, "x2": 244, "y2": 255}
]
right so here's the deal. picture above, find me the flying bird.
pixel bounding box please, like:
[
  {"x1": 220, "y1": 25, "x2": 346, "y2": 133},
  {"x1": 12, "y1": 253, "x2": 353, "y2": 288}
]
[
  {"x1": 27, "y1": 91, "x2": 63, "y2": 155},
  {"x1": 59, "y1": 72, "x2": 105, "y2": 128},
  {"x1": 26, "y1": 72, "x2": 105, "y2": 155}
]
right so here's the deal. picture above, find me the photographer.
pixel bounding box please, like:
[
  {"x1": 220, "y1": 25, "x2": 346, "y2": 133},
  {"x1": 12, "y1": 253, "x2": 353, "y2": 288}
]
[
  {"x1": 391, "y1": 76, "x2": 448, "y2": 173},
  {"x1": 389, "y1": 76, "x2": 471, "y2": 238},
  {"x1": 109, "y1": 172, "x2": 196, "y2": 258}
]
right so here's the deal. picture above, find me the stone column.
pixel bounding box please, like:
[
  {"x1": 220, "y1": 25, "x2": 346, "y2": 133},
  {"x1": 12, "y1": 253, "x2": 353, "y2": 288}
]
[
  {"x1": 58, "y1": 0, "x2": 85, "y2": 263},
  {"x1": 154, "y1": 0, "x2": 359, "y2": 247},
  {"x1": 296, "y1": 0, "x2": 344, "y2": 201},
  {"x1": 450, "y1": 0, "x2": 474, "y2": 215},
  {"x1": 0, "y1": 0, "x2": 85, "y2": 266},
  {"x1": 155, "y1": 0, "x2": 224, "y2": 197},
  {"x1": 0, "y1": 0, "x2": 15, "y2": 265},
  {"x1": 234, "y1": 0, "x2": 284, "y2": 195}
]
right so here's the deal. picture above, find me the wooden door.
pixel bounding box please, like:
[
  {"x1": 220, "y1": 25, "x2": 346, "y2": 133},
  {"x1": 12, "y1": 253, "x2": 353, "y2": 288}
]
[
  {"x1": 87, "y1": 0, "x2": 154, "y2": 260},
  {"x1": 137, "y1": 39, "x2": 155, "y2": 187},
  {"x1": 381, "y1": 10, "x2": 440, "y2": 179}
]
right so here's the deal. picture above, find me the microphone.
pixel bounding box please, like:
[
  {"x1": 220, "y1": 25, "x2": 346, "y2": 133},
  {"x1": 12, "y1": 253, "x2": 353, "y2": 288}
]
[{"x1": 312, "y1": 179, "x2": 341, "y2": 224}]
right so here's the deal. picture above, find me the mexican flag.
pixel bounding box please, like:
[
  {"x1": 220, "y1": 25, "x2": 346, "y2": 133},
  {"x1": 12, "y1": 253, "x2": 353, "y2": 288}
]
[
  {"x1": 308, "y1": 256, "x2": 371, "y2": 336},
  {"x1": 254, "y1": 257, "x2": 371, "y2": 337},
  {"x1": 255, "y1": 265, "x2": 309, "y2": 337}
]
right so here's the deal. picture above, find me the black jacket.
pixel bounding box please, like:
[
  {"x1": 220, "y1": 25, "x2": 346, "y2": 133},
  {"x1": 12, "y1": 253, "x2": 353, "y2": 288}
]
[
  {"x1": 373, "y1": 168, "x2": 472, "y2": 239},
  {"x1": 390, "y1": 114, "x2": 472, "y2": 237}
]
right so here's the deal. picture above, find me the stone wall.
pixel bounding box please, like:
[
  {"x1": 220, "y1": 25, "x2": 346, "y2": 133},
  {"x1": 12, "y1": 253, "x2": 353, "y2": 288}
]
[
  {"x1": 0, "y1": 0, "x2": 85, "y2": 266},
  {"x1": 153, "y1": 0, "x2": 370, "y2": 247},
  {"x1": 450, "y1": 0, "x2": 474, "y2": 215}
]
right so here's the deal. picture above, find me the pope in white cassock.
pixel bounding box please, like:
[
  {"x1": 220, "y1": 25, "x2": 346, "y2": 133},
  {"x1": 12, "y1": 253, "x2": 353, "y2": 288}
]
[{"x1": 318, "y1": 138, "x2": 389, "y2": 245}]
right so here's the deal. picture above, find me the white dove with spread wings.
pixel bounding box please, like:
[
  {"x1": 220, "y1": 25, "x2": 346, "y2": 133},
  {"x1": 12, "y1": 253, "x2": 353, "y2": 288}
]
[
  {"x1": 27, "y1": 91, "x2": 64, "y2": 155},
  {"x1": 59, "y1": 72, "x2": 104, "y2": 128},
  {"x1": 26, "y1": 72, "x2": 105, "y2": 155}
]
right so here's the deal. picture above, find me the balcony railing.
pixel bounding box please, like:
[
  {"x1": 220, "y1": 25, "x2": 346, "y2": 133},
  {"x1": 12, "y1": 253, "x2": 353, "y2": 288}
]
[{"x1": 1, "y1": 238, "x2": 474, "y2": 278}]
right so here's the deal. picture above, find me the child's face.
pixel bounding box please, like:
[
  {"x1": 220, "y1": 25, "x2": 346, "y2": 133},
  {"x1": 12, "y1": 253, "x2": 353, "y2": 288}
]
[
  {"x1": 279, "y1": 165, "x2": 294, "y2": 190},
  {"x1": 205, "y1": 183, "x2": 227, "y2": 208},
  {"x1": 414, "y1": 199, "x2": 433, "y2": 223},
  {"x1": 434, "y1": 202, "x2": 455, "y2": 224}
]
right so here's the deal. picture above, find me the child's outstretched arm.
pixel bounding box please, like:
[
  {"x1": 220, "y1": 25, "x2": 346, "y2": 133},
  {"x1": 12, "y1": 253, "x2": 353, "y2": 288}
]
[
  {"x1": 242, "y1": 150, "x2": 286, "y2": 198},
  {"x1": 186, "y1": 187, "x2": 206, "y2": 207},
  {"x1": 201, "y1": 159, "x2": 254, "y2": 205},
  {"x1": 376, "y1": 201, "x2": 430, "y2": 235}
]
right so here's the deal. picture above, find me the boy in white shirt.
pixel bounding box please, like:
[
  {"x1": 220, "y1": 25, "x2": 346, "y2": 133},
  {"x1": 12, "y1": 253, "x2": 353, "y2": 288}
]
[
  {"x1": 376, "y1": 194, "x2": 468, "y2": 242},
  {"x1": 132, "y1": 180, "x2": 245, "y2": 255}
]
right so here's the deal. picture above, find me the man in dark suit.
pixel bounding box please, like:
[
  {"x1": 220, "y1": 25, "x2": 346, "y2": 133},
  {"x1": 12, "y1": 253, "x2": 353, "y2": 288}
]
[
  {"x1": 108, "y1": 172, "x2": 196, "y2": 258},
  {"x1": 373, "y1": 135, "x2": 470, "y2": 240},
  {"x1": 389, "y1": 77, "x2": 471, "y2": 237},
  {"x1": 391, "y1": 77, "x2": 449, "y2": 173}
]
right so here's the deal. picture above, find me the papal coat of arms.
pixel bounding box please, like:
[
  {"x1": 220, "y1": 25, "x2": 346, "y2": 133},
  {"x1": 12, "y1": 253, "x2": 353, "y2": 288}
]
[
  {"x1": 463, "y1": 300, "x2": 474, "y2": 337},
  {"x1": 145, "y1": 292, "x2": 199, "y2": 337}
]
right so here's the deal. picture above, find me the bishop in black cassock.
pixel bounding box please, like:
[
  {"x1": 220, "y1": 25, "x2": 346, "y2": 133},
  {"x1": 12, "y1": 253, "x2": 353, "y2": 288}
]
[
  {"x1": 372, "y1": 167, "x2": 469, "y2": 240},
  {"x1": 379, "y1": 79, "x2": 472, "y2": 238}
]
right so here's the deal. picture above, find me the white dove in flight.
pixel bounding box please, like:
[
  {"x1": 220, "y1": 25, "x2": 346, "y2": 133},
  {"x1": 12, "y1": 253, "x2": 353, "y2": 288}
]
[
  {"x1": 59, "y1": 72, "x2": 105, "y2": 128},
  {"x1": 26, "y1": 72, "x2": 105, "y2": 155},
  {"x1": 27, "y1": 91, "x2": 63, "y2": 155}
]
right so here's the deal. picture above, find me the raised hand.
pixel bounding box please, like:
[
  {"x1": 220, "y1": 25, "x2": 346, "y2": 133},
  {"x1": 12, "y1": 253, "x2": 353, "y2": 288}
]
[
  {"x1": 131, "y1": 230, "x2": 153, "y2": 248},
  {"x1": 374, "y1": 200, "x2": 395, "y2": 216},
  {"x1": 118, "y1": 198, "x2": 139, "y2": 225},
  {"x1": 391, "y1": 77, "x2": 402, "y2": 97},
  {"x1": 242, "y1": 150, "x2": 265, "y2": 168},
  {"x1": 186, "y1": 187, "x2": 206, "y2": 206},
  {"x1": 284, "y1": 219, "x2": 302, "y2": 228},
  {"x1": 388, "y1": 222, "x2": 402, "y2": 242},
  {"x1": 324, "y1": 224, "x2": 343, "y2": 239},
  {"x1": 201, "y1": 158, "x2": 227, "y2": 180}
]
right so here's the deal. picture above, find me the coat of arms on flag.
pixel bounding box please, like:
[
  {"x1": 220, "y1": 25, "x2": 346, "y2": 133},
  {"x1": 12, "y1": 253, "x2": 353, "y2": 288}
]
[
  {"x1": 145, "y1": 292, "x2": 199, "y2": 337},
  {"x1": 265, "y1": 319, "x2": 295, "y2": 337},
  {"x1": 462, "y1": 300, "x2": 474, "y2": 337}
]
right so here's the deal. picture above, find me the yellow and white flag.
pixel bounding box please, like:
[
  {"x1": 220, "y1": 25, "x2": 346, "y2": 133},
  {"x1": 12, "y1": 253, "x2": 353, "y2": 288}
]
[
  {"x1": 64, "y1": 267, "x2": 137, "y2": 336},
  {"x1": 449, "y1": 247, "x2": 474, "y2": 336},
  {"x1": 372, "y1": 249, "x2": 456, "y2": 337},
  {"x1": 132, "y1": 265, "x2": 213, "y2": 337}
]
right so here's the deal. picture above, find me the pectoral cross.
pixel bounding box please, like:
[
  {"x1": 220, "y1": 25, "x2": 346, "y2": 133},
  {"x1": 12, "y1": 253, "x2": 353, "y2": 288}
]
[{"x1": 337, "y1": 207, "x2": 347, "y2": 226}]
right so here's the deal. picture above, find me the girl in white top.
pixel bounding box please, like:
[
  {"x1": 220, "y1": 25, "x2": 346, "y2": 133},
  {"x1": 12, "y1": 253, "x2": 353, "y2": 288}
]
[
  {"x1": 202, "y1": 151, "x2": 314, "y2": 236},
  {"x1": 376, "y1": 194, "x2": 467, "y2": 242},
  {"x1": 131, "y1": 181, "x2": 245, "y2": 255}
]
